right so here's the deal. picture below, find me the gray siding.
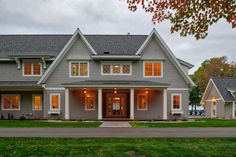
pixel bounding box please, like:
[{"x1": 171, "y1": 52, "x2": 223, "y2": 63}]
[
  {"x1": 0, "y1": 91, "x2": 43, "y2": 119},
  {"x1": 225, "y1": 102, "x2": 234, "y2": 119}
]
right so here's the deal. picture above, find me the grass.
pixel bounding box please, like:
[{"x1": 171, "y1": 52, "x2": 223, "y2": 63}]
[
  {"x1": 0, "y1": 138, "x2": 235, "y2": 157},
  {"x1": 0, "y1": 120, "x2": 102, "y2": 128},
  {"x1": 130, "y1": 118, "x2": 236, "y2": 128}
]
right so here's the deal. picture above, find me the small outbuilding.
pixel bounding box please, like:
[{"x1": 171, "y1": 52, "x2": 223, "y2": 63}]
[{"x1": 201, "y1": 77, "x2": 236, "y2": 119}]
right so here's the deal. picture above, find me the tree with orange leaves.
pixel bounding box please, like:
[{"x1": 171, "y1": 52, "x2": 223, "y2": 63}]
[{"x1": 126, "y1": 0, "x2": 236, "y2": 39}]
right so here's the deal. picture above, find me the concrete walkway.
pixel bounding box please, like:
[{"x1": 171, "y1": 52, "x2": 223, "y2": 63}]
[
  {"x1": 0, "y1": 128, "x2": 236, "y2": 137},
  {"x1": 100, "y1": 121, "x2": 131, "y2": 127}
]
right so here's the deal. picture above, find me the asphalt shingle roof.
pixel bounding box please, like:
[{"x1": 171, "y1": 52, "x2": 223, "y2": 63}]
[
  {"x1": 0, "y1": 34, "x2": 147, "y2": 57},
  {"x1": 212, "y1": 77, "x2": 236, "y2": 101}
]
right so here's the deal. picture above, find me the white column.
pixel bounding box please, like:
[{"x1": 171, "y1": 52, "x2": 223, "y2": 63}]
[
  {"x1": 130, "y1": 89, "x2": 134, "y2": 120},
  {"x1": 163, "y1": 89, "x2": 167, "y2": 120},
  {"x1": 98, "y1": 89, "x2": 102, "y2": 120},
  {"x1": 65, "y1": 88, "x2": 70, "y2": 120},
  {"x1": 233, "y1": 101, "x2": 235, "y2": 119}
]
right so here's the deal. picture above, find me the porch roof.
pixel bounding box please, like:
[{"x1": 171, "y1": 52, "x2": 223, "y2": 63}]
[
  {"x1": 0, "y1": 81, "x2": 43, "y2": 90},
  {"x1": 62, "y1": 80, "x2": 170, "y2": 88}
]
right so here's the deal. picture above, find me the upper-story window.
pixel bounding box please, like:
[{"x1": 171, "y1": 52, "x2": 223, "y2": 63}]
[
  {"x1": 101, "y1": 62, "x2": 131, "y2": 75},
  {"x1": 143, "y1": 61, "x2": 163, "y2": 77},
  {"x1": 70, "y1": 61, "x2": 89, "y2": 77},
  {"x1": 23, "y1": 63, "x2": 42, "y2": 76}
]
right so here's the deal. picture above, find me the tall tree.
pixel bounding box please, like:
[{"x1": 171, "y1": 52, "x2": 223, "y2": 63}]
[
  {"x1": 126, "y1": 0, "x2": 236, "y2": 39},
  {"x1": 193, "y1": 56, "x2": 236, "y2": 93}
]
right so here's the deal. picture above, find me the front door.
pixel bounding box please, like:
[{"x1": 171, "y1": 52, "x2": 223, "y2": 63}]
[{"x1": 106, "y1": 93, "x2": 127, "y2": 118}]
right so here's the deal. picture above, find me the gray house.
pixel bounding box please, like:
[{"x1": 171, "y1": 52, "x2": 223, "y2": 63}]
[
  {"x1": 201, "y1": 77, "x2": 236, "y2": 119},
  {"x1": 0, "y1": 28, "x2": 194, "y2": 120}
]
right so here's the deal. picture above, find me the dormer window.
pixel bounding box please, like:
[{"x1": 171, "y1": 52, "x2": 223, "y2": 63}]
[
  {"x1": 143, "y1": 61, "x2": 163, "y2": 78},
  {"x1": 69, "y1": 61, "x2": 89, "y2": 77},
  {"x1": 23, "y1": 63, "x2": 42, "y2": 76}
]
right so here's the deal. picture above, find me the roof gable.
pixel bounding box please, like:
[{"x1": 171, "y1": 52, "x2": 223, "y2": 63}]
[{"x1": 136, "y1": 28, "x2": 195, "y2": 87}]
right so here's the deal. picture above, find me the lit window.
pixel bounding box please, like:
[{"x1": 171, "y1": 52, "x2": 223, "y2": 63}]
[
  {"x1": 32, "y1": 95, "x2": 42, "y2": 110},
  {"x1": 70, "y1": 62, "x2": 88, "y2": 77},
  {"x1": 103, "y1": 64, "x2": 110, "y2": 74},
  {"x1": 23, "y1": 63, "x2": 42, "y2": 76},
  {"x1": 112, "y1": 65, "x2": 121, "y2": 74},
  {"x1": 102, "y1": 63, "x2": 131, "y2": 75},
  {"x1": 2, "y1": 95, "x2": 20, "y2": 110},
  {"x1": 137, "y1": 93, "x2": 148, "y2": 110},
  {"x1": 144, "y1": 62, "x2": 162, "y2": 77},
  {"x1": 85, "y1": 93, "x2": 95, "y2": 110},
  {"x1": 50, "y1": 94, "x2": 60, "y2": 110},
  {"x1": 172, "y1": 94, "x2": 182, "y2": 110}
]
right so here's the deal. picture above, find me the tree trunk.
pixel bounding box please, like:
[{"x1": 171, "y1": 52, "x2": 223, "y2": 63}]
[{"x1": 194, "y1": 103, "x2": 197, "y2": 115}]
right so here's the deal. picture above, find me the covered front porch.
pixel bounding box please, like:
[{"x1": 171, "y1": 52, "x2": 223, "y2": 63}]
[{"x1": 63, "y1": 80, "x2": 169, "y2": 120}]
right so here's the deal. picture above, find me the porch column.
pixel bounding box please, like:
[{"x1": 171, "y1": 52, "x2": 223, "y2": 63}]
[
  {"x1": 98, "y1": 89, "x2": 102, "y2": 120},
  {"x1": 65, "y1": 88, "x2": 70, "y2": 120},
  {"x1": 130, "y1": 89, "x2": 134, "y2": 120},
  {"x1": 163, "y1": 89, "x2": 167, "y2": 120},
  {"x1": 233, "y1": 101, "x2": 235, "y2": 119}
]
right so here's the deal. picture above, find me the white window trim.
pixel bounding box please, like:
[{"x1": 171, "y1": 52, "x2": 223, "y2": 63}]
[
  {"x1": 211, "y1": 100, "x2": 217, "y2": 118},
  {"x1": 49, "y1": 93, "x2": 61, "y2": 111},
  {"x1": 1, "y1": 94, "x2": 21, "y2": 111},
  {"x1": 69, "y1": 61, "x2": 89, "y2": 78},
  {"x1": 171, "y1": 93, "x2": 182, "y2": 111},
  {"x1": 143, "y1": 61, "x2": 163, "y2": 78},
  {"x1": 101, "y1": 62, "x2": 132, "y2": 76},
  {"x1": 84, "y1": 93, "x2": 96, "y2": 111},
  {"x1": 137, "y1": 93, "x2": 148, "y2": 111},
  {"x1": 32, "y1": 94, "x2": 42, "y2": 111},
  {"x1": 22, "y1": 63, "x2": 42, "y2": 77}
]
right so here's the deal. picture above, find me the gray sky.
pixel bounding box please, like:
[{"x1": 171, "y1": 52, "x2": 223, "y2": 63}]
[{"x1": 0, "y1": 0, "x2": 235, "y2": 74}]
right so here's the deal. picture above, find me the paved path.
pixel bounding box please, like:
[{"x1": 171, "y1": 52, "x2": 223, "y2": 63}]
[
  {"x1": 100, "y1": 121, "x2": 131, "y2": 127},
  {"x1": 0, "y1": 128, "x2": 236, "y2": 137}
]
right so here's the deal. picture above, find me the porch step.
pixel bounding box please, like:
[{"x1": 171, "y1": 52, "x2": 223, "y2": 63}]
[{"x1": 100, "y1": 121, "x2": 131, "y2": 128}]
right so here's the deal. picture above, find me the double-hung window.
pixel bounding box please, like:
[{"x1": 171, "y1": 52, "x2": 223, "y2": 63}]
[
  {"x1": 32, "y1": 95, "x2": 42, "y2": 110},
  {"x1": 171, "y1": 94, "x2": 182, "y2": 111},
  {"x1": 102, "y1": 63, "x2": 131, "y2": 75},
  {"x1": 137, "y1": 93, "x2": 148, "y2": 111},
  {"x1": 143, "y1": 61, "x2": 162, "y2": 77},
  {"x1": 50, "y1": 93, "x2": 60, "y2": 111},
  {"x1": 1, "y1": 95, "x2": 20, "y2": 111},
  {"x1": 70, "y1": 61, "x2": 89, "y2": 77},
  {"x1": 23, "y1": 63, "x2": 42, "y2": 76}
]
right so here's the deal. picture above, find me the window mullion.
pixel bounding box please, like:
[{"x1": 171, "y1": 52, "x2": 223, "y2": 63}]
[
  {"x1": 31, "y1": 63, "x2": 34, "y2": 75},
  {"x1": 78, "y1": 62, "x2": 80, "y2": 76}
]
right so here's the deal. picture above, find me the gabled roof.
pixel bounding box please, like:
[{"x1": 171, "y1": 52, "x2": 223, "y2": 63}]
[{"x1": 211, "y1": 77, "x2": 236, "y2": 102}]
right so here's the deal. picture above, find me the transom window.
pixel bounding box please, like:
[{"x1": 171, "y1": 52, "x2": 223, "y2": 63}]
[
  {"x1": 23, "y1": 63, "x2": 42, "y2": 76},
  {"x1": 85, "y1": 93, "x2": 96, "y2": 111},
  {"x1": 144, "y1": 61, "x2": 162, "y2": 77},
  {"x1": 50, "y1": 94, "x2": 60, "y2": 111},
  {"x1": 32, "y1": 95, "x2": 42, "y2": 110},
  {"x1": 1, "y1": 95, "x2": 20, "y2": 110},
  {"x1": 102, "y1": 63, "x2": 131, "y2": 75},
  {"x1": 70, "y1": 61, "x2": 89, "y2": 77},
  {"x1": 137, "y1": 93, "x2": 148, "y2": 111},
  {"x1": 171, "y1": 94, "x2": 182, "y2": 110}
]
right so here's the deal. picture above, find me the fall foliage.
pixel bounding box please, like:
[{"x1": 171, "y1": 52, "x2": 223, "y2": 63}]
[
  {"x1": 192, "y1": 56, "x2": 236, "y2": 92},
  {"x1": 126, "y1": 0, "x2": 236, "y2": 39}
]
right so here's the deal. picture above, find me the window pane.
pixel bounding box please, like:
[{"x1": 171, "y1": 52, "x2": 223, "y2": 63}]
[
  {"x1": 153, "y1": 63, "x2": 161, "y2": 76},
  {"x1": 11, "y1": 96, "x2": 19, "y2": 109},
  {"x1": 112, "y1": 65, "x2": 121, "y2": 74},
  {"x1": 71, "y1": 63, "x2": 79, "y2": 76},
  {"x1": 33, "y1": 63, "x2": 41, "y2": 75},
  {"x1": 138, "y1": 95, "x2": 147, "y2": 110},
  {"x1": 24, "y1": 63, "x2": 32, "y2": 75},
  {"x1": 3, "y1": 96, "x2": 11, "y2": 109},
  {"x1": 33, "y1": 95, "x2": 41, "y2": 110},
  {"x1": 80, "y1": 63, "x2": 88, "y2": 76},
  {"x1": 51, "y1": 95, "x2": 59, "y2": 110},
  {"x1": 122, "y1": 65, "x2": 130, "y2": 74},
  {"x1": 173, "y1": 95, "x2": 180, "y2": 109},
  {"x1": 103, "y1": 64, "x2": 110, "y2": 74},
  {"x1": 145, "y1": 63, "x2": 152, "y2": 76},
  {"x1": 85, "y1": 95, "x2": 95, "y2": 110}
]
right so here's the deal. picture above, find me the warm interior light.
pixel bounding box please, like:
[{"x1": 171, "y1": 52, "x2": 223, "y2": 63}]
[
  {"x1": 83, "y1": 88, "x2": 87, "y2": 94},
  {"x1": 145, "y1": 88, "x2": 149, "y2": 94},
  {"x1": 211, "y1": 96, "x2": 216, "y2": 102},
  {"x1": 114, "y1": 88, "x2": 117, "y2": 94}
]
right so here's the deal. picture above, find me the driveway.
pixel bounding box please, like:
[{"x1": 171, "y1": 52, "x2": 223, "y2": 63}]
[{"x1": 0, "y1": 128, "x2": 236, "y2": 137}]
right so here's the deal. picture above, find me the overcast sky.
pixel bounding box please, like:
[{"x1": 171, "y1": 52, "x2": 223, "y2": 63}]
[{"x1": 0, "y1": 0, "x2": 235, "y2": 74}]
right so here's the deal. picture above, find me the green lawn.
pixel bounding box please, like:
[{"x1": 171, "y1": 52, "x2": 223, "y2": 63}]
[
  {"x1": 0, "y1": 138, "x2": 235, "y2": 157},
  {"x1": 0, "y1": 120, "x2": 101, "y2": 128},
  {"x1": 130, "y1": 118, "x2": 236, "y2": 128}
]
